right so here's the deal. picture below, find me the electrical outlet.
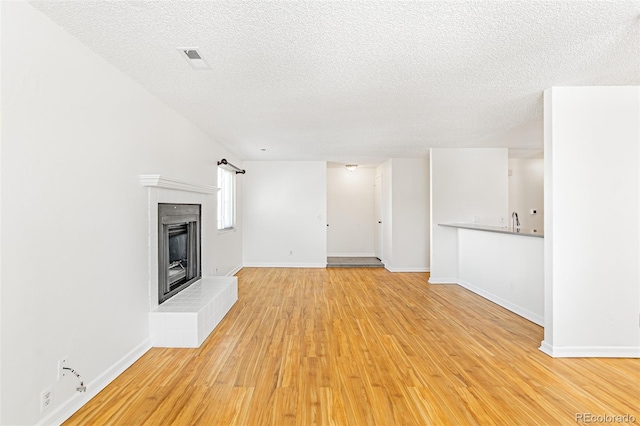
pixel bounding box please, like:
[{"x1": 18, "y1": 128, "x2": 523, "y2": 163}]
[
  {"x1": 58, "y1": 357, "x2": 68, "y2": 380},
  {"x1": 41, "y1": 387, "x2": 53, "y2": 412}
]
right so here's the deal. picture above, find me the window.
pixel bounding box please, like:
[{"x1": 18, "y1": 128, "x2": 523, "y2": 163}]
[{"x1": 217, "y1": 167, "x2": 236, "y2": 231}]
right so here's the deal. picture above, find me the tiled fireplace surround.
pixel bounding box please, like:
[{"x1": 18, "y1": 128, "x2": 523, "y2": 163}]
[{"x1": 141, "y1": 175, "x2": 238, "y2": 348}]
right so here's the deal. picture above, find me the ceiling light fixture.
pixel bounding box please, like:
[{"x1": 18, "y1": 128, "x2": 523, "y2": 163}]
[
  {"x1": 345, "y1": 164, "x2": 358, "y2": 172},
  {"x1": 177, "y1": 48, "x2": 210, "y2": 70}
]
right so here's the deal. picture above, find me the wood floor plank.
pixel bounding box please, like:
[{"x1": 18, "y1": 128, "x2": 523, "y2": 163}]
[{"x1": 64, "y1": 268, "x2": 640, "y2": 425}]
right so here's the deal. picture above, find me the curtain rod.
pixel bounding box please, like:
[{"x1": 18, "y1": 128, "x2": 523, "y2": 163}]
[{"x1": 217, "y1": 159, "x2": 246, "y2": 174}]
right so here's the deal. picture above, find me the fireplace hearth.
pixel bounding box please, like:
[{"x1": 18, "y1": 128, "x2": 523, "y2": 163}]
[
  {"x1": 158, "y1": 203, "x2": 201, "y2": 304},
  {"x1": 141, "y1": 174, "x2": 238, "y2": 348}
]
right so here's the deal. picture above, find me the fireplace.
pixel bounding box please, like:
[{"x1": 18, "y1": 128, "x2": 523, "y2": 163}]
[{"x1": 158, "y1": 203, "x2": 201, "y2": 304}]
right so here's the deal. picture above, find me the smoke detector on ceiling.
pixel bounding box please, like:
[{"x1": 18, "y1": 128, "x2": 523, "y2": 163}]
[{"x1": 177, "y1": 48, "x2": 210, "y2": 70}]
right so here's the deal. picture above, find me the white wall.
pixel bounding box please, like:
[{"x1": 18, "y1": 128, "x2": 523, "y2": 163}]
[
  {"x1": 543, "y1": 91, "x2": 555, "y2": 349},
  {"x1": 242, "y1": 161, "x2": 327, "y2": 267},
  {"x1": 375, "y1": 159, "x2": 430, "y2": 271},
  {"x1": 0, "y1": 3, "x2": 243, "y2": 424},
  {"x1": 429, "y1": 148, "x2": 509, "y2": 283},
  {"x1": 326, "y1": 166, "x2": 375, "y2": 257},
  {"x1": 376, "y1": 160, "x2": 393, "y2": 265},
  {"x1": 389, "y1": 158, "x2": 430, "y2": 272},
  {"x1": 458, "y1": 229, "x2": 544, "y2": 325},
  {"x1": 0, "y1": 2, "x2": 3, "y2": 421},
  {"x1": 542, "y1": 86, "x2": 640, "y2": 357},
  {"x1": 509, "y1": 158, "x2": 544, "y2": 232}
]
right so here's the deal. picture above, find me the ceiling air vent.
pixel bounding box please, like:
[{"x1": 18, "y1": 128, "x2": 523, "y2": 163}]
[{"x1": 178, "y1": 48, "x2": 209, "y2": 70}]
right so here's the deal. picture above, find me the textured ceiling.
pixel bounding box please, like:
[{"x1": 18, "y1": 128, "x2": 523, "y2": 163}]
[{"x1": 30, "y1": 1, "x2": 640, "y2": 165}]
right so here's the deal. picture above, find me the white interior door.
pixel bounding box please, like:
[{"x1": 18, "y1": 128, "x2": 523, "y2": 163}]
[{"x1": 374, "y1": 173, "x2": 383, "y2": 260}]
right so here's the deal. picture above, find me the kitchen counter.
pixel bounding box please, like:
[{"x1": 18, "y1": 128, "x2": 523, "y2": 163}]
[
  {"x1": 434, "y1": 222, "x2": 544, "y2": 325},
  {"x1": 439, "y1": 222, "x2": 543, "y2": 238}
]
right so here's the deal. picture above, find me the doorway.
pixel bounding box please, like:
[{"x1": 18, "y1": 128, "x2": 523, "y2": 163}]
[
  {"x1": 374, "y1": 173, "x2": 383, "y2": 261},
  {"x1": 326, "y1": 165, "x2": 378, "y2": 263}
]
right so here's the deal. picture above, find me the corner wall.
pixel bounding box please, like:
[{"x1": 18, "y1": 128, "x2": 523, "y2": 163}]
[
  {"x1": 389, "y1": 158, "x2": 430, "y2": 272},
  {"x1": 0, "y1": 1, "x2": 3, "y2": 421},
  {"x1": 1, "y1": 3, "x2": 243, "y2": 424},
  {"x1": 242, "y1": 161, "x2": 327, "y2": 267},
  {"x1": 508, "y1": 158, "x2": 544, "y2": 232},
  {"x1": 429, "y1": 148, "x2": 509, "y2": 283},
  {"x1": 542, "y1": 86, "x2": 640, "y2": 357},
  {"x1": 376, "y1": 160, "x2": 393, "y2": 265},
  {"x1": 375, "y1": 159, "x2": 430, "y2": 272}
]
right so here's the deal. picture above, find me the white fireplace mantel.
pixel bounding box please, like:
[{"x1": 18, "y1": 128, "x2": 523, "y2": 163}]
[
  {"x1": 141, "y1": 173, "x2": 237, "y2": 348},
  {"x1": 140, "y1": 174, "x2": 218, "y2": 194}
]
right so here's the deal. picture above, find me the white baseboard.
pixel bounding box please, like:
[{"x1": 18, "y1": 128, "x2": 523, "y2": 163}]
[
  {"x1": 428, "y1": 277, "x2": 458, "y2": 284},
  {"x1": 243, "y1": 262, "x2": 327, "y2": 268},
  {"x1": 38, "y1": 338, "x2": 152, "y2": 426},
  {"x1": 538, "y1": 341, "x2": 554, "y2": 357},
  {"x1": 539, "y1": 342, "x2": 640, "y2": 358},
  {"x1": 327, "y1": 253, "x2": 376, "y2": 257},
  {"x1": 227, "y1": 264, "x2": 243, "y2": 276},
  {"x1": 384, "y1": 265, "x2": 430, "y2": 273},
  {"x1": 456, "y1": 279, "x2": 544, "y2": 326}
]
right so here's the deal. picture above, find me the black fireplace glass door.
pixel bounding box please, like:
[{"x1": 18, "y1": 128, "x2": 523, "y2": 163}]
[
  {"x1": 158, "y1": 204, "x2": 201, "y2": 304},
  {"x1": 168, "y1": 224, "x2": 189, "y2": 289}
]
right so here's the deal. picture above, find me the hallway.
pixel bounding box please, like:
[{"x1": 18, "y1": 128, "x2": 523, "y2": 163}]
[{"x1": 326, "y1": 257, "x2": 384, "y2": 268}]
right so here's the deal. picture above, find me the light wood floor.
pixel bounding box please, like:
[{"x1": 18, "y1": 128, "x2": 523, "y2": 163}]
[{"x1": 65, "y1": 268, "x2": 640, "y2": 425}]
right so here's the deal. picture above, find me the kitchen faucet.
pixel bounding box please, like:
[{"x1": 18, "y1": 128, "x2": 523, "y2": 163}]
[{"x1": 511, "y1": 211, "x2": 520, "y2": 230}]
